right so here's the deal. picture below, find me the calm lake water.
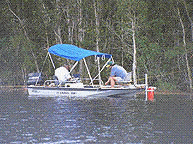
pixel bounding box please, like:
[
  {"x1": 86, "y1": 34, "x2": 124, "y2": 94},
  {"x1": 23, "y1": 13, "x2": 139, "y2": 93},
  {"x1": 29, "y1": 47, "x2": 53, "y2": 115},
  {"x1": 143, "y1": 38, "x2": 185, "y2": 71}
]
[{"x1": 0, "y1": 88, "x2": 192, "y2": 143}]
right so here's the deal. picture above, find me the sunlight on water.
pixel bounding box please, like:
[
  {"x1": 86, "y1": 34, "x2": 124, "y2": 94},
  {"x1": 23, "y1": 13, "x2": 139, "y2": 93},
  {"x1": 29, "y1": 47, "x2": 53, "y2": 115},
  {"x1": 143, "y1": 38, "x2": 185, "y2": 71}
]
[{"x1": 0, "y1": 88, "x2": 192, "y2": 143}]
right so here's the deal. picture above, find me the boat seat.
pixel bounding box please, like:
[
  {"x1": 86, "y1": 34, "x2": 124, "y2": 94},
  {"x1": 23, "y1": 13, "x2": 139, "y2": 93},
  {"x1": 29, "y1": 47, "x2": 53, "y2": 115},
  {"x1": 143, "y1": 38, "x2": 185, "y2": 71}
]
[
  {"x1": 116, "y1": 72, "x2": 132, "y2": 85},
  {"x1": 54, "y1": 75, "x2": 81, "y2": 87},
  {"x1": 73, "y1": 74, "x2": 80, "y2": 79}
]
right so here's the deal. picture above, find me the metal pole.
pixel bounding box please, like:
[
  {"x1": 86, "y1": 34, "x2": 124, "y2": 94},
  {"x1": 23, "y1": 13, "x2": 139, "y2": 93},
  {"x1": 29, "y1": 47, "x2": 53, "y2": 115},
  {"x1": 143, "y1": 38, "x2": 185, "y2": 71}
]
[
  {"x1": 97, "y1": 57, "x2": 102, "y2": 87},
  {"x1": 83, "y1": 58, "x2": 94, "y2": 86},
  {"x1": 48, "y1": 52, "x2": 55, "y2": 69},
  {"x1": 145, "y1": 74, "x2": 148, "y2": 101},
  {"x1": 70, "y1": 61, "x2": 78, "y2": 73},
  {"x1": 92, "y1": 57, "x2": 112, "y2": 83}
]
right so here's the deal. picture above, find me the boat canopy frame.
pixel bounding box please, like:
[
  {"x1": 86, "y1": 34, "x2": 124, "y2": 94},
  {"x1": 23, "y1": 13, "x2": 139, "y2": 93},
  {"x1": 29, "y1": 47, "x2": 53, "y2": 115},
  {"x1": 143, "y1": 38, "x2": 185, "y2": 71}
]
[{"x1": 47, "y1": 44, "x2": 113, "y2": 87}]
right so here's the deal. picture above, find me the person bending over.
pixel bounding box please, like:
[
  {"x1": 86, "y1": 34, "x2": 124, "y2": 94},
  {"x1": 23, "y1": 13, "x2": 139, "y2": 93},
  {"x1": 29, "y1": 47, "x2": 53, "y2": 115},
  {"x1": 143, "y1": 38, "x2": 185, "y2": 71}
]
[{"x1": 105, "y1": 61, "x2": 127, "y2": 88}]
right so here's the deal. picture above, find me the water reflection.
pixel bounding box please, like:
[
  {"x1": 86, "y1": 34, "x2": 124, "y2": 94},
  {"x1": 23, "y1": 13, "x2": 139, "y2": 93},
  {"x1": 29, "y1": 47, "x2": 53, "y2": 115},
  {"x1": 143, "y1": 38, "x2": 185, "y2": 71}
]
[{"x1": 0, "y1": 89, "x2": 192, "y2": 143}]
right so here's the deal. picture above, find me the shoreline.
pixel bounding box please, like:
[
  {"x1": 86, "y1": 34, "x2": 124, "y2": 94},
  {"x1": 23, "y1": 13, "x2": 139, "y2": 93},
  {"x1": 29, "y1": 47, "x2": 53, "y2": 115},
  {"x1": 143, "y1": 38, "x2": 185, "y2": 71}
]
[{"x1": 138, "y1": 90, "x2": 192, "y2": 96}]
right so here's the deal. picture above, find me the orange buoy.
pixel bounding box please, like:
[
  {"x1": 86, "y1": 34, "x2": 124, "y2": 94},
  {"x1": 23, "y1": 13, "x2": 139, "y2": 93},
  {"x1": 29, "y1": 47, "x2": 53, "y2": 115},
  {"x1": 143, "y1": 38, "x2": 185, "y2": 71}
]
[{"x1": 147, "y1": 87, "x2": 155, "y2": 101}]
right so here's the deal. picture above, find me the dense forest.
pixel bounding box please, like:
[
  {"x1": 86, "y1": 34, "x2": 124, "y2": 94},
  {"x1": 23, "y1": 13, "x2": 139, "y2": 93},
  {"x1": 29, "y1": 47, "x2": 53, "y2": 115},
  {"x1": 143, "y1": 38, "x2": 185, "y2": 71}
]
[{"x1": 0, "y1": 0, "x2": 192, "y2": 92}]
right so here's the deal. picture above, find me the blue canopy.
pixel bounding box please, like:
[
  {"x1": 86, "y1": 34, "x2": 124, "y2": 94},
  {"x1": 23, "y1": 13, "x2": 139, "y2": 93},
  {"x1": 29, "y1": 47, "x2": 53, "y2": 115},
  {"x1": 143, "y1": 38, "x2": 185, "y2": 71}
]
[{"x1": 48, "y1": 44, "x2": 112, "y2": 61}]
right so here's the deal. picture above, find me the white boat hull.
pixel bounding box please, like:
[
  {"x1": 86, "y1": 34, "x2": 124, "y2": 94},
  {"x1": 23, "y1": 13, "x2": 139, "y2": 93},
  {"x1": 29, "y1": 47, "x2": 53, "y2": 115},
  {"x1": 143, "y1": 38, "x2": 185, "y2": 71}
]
[{"x1": 27, "y1": 85, "x2": 142, "y2": 97}]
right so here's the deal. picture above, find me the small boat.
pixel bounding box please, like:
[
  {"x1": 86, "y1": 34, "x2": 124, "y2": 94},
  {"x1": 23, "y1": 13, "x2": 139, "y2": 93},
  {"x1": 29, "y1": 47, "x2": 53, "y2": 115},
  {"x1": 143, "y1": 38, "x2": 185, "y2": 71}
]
[{"x1": 27, "y1": 44, "x2": 146, "y2": 97}]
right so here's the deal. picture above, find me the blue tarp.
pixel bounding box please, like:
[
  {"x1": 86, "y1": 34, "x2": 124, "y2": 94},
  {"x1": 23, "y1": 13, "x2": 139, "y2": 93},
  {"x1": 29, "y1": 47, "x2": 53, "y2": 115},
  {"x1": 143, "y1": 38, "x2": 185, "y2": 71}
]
[{"x1": 48, "y1": 44, "x2": 112, "y2": 61}]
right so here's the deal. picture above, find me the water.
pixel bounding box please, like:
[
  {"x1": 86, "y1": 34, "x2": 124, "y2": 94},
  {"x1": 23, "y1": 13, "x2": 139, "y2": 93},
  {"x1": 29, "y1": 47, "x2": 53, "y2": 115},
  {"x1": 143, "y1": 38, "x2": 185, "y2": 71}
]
[{"x1": 0, "y1": 88, "x2": 192, "y2": 143}]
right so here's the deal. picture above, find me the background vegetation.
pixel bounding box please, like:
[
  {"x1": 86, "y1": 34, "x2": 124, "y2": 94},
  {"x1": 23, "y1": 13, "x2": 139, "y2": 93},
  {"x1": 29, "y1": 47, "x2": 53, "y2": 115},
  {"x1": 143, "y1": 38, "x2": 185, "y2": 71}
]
[{"x1": 0, "y1": 0, "x2": 192, "y2": 92}]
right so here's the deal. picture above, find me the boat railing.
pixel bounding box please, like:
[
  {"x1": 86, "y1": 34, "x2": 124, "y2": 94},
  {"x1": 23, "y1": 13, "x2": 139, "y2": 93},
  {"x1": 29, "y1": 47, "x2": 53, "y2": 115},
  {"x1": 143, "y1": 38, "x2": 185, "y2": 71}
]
[
  {"x1": 43, "y1": 78, "x2": 82, "y2": 87},
  {"x1": 83, "y1": 78, "x2": 104, "y2": 86},
  {"x1": 44, "y1": 80, "x2": 59, "y2": 86}
]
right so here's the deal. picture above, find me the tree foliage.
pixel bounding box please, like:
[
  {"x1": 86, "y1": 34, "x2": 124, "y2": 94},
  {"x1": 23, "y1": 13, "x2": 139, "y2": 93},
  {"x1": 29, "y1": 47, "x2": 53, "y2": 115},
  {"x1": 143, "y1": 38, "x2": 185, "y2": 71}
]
[{"x1": 0, "y1": 0, "x2": 192, "y2": 91}]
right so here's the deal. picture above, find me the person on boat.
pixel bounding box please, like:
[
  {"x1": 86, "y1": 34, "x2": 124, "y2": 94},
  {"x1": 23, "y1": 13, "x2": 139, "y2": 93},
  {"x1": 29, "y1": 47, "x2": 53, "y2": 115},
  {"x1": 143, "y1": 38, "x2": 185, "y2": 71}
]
[
  {"x1": 105, "y1": 61, "x2": 127, "y2": 88},
  {"x1": 55, "y1": 64, "x2": 71, "y2": 83}
]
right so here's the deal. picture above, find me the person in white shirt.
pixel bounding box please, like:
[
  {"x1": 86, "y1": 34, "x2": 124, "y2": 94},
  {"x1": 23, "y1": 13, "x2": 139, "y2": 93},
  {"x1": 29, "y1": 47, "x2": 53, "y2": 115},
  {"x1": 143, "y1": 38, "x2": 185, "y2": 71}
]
[{"x1": 55, "y1": 64, "x2": 71, "y2": 83}]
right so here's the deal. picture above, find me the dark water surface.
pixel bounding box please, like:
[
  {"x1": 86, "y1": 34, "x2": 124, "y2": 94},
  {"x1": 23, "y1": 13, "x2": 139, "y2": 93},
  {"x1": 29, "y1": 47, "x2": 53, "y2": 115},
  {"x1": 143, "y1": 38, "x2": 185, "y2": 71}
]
[{"x1": 0, "y1": 88, "x2": 192, "y2": 143}]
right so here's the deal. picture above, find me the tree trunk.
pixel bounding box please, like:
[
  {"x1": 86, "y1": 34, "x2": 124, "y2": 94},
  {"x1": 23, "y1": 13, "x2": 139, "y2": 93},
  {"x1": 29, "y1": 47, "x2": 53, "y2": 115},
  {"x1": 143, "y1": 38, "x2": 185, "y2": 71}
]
[
  {"x1": 78, "y1": 0, "x2": 83, "y2": 77},
  {"x1": 54, "y1": 27, "x2": 62, "y2": 44},
  {"x1": 8, "y1": 4, "x2": 40, "y2": 73},
  {"x1": 132, "y1": 19, "x2": 137, "y2": 86},
  {"x1": 93, "y1": 0, "x2": 102, "y2": 86},
  {"x1": 178, "y1": 7, "x2": 192, "y2": 94},
  {"x1": 55, "y1": 1, "x2": 62, "y2": 44},
  {"x1": 183, "y1": 0, "x2": 193, "y2": 42}
]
